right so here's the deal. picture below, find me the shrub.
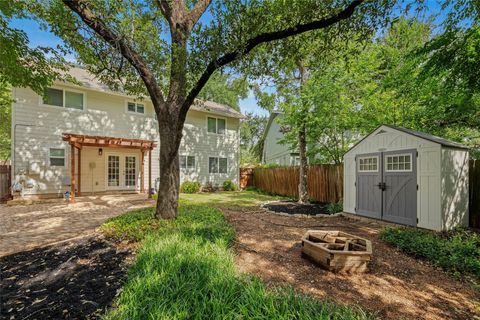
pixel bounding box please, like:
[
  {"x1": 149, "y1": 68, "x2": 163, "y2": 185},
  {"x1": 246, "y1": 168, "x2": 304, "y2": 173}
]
[
  {"x1": 180, "y1": 181, "x2": 201, "y2": 193},
  {"x1": 222, "y1": 180, "x2": 237, "y2": 191},
  {"x1": 380, "y1": 227, "x2": 480, "y2": 278},
  {"x1": 326, "y1": 201, "x2": 343, "y2": 215}
]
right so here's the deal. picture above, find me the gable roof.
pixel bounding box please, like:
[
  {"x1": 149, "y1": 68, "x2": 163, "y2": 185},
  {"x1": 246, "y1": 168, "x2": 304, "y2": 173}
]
[
  {"x1": 383, "y1": 124, "x2": 468, "y2": 150},
  {"x1": 65, "y1": 67, "x2": 243, "y2": 119},
  {"x1": 347, "y1": 124, "x2": 468, "y2": 153}
]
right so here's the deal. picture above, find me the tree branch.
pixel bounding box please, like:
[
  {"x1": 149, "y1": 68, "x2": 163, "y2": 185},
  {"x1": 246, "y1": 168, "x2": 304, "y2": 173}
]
[
  {"x1": 187, "y1": 0, "x2": 212, "y2": 29},
  {"x1": 182, "y1": 0, "x2": 364, "y2": 115},
  {"x1": 62, "y1": 0, "x2": 166, "y2": 112}
]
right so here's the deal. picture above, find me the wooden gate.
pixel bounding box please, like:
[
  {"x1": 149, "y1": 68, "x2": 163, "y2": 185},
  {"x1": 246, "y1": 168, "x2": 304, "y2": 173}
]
[{"x1": 0, "y1": 165, "x2": 12, "y2": 203}]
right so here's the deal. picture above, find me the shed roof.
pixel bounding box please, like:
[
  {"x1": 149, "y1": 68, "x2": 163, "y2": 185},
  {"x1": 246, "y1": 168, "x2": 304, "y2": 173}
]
[
  {"x1": 65, "y1": 67, "x2": 244, "y2": 119},
  {"x1": 347, "y1": 124, "x2": 469, "y2": 153},
  {"x1": 383, "y1": 125, "x2": 468, "y2": 150}
]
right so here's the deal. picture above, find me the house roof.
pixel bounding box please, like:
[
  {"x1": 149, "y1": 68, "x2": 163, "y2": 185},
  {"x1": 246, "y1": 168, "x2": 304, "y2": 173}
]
[
  {"x1": 347, "y1": 124, "x2": 468, "y2": 153},
  {"x1": 65, "y1": 67, "x2": 244, "y2": 119}
]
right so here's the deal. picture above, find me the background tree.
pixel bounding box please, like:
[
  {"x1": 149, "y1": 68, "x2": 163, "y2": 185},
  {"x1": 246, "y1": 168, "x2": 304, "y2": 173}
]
[
  {"x1": 240, "y1": 112, "x2": 267, "y2": 166},
  {"x1": 198, "y1": 72, "x2": 248, "y2": 111},
  {"x1": 19, "y1": 0, "x2": 392, "y2": 218}
]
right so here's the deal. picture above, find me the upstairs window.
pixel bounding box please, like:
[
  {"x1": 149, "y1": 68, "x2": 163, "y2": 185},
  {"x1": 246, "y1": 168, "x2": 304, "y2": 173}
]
[
  {"x1": 49, "y1": 148, "x2": 65, "y2": 167},
  {"x1": 127, "y1": 102, "x2": 145, "y2": 114},
  {"x1": 209, "y1": 157, "x2": 227, "y2": 173},
  {"x1": 207, "y1": 117, "x2": 226, "y2": 134},
  {"x1": 43, "y1": 88, "x2": 84, "y2": 110},
  {"x1": 180, "y1": 155, "x2": 196, "y2": 171}
]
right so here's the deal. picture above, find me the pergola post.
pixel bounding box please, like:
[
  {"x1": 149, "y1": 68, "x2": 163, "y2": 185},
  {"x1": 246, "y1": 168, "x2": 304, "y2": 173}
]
[
  {"x1": 70, "y1": 143, "x2": 75, "y2": 203},
  {"x1": 148, "y1": 149, "x2": 152, "y2": 199},
  {"x1": 77, "y1": 148, "x2": 81, "y2": 196}
]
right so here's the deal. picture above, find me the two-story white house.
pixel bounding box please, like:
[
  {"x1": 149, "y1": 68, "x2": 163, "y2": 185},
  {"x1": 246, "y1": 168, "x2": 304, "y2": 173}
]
[{"x1": 11, "y1": 67, "x2": 242, "y2": 199}]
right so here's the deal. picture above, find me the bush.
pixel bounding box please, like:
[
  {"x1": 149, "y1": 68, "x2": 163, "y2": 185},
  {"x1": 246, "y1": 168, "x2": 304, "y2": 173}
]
[
  {"x1": 180, "y1": 181, "x2": 201, "y2": 193},
  {"x1": 326, "y1": 201, "x2": 343, "y2": 215},
  {"x1": 222, "y1": 180, "x2": 237, "y2": 191},
  {"x1": 380, "y1": 227, "x2": 480, "y2": 278},
  {"x1": 103, "y1": 205, "x2": 371, "y2": 320}
]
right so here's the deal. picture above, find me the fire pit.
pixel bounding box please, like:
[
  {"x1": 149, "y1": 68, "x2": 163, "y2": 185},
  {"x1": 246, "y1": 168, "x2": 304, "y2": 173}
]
[{"x1": 301, "y1": 230, "x2": 372, "y2": 273}]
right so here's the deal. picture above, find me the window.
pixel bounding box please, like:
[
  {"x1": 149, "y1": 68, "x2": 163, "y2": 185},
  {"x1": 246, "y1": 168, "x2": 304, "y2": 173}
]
[
  {"x1": 209, "y1": 157, "x2": 227, "y2": 173},
  {"x1": 49, "y1": 148, "x2": 65, "y2": 166},
  {"x1": 358, "y1": 156, "x2": 378, "y2": 172},
  {"x1": 43, "y1": 88, "x2": 84, "y2": 110},
  {"x1": 386, "y1": 154, "x2": 412, "y2": 172},
  {"x1": 180, "y1": 155, "x2": 196, "y2": 170},
  {"x1": 127, "y1": 102, "x2": 145, "y2": 114},
  {"x1": 207, "y1": 117, "x2": 226, "y2": 134}
]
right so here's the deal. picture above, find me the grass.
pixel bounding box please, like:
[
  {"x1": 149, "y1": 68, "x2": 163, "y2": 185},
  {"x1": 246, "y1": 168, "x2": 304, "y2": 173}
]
[
  {"x1": 101, "y1": 191, "x2": 371, "y2": 319},
  {"x1": 380, "y1": 227, "x2": 480, "y2": 278},
  {"x1": 178, "y1": 189, "x2": 287, "y2": 208}
]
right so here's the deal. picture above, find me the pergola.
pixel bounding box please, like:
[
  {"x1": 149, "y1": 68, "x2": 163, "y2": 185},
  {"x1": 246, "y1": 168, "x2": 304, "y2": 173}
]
[{"x1": 62, "y1": 133, "x2": 156, "y2": 202}]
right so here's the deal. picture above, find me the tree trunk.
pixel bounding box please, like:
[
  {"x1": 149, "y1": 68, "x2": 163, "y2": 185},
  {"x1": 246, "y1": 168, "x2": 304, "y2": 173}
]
[
  {"x1": 298, "y1": 122, "x2": 309, "y2": 204},
  {"x1": 297, "y1": 60, "x2": 309, "y2": 204},
  {"x1": 154, "y1": 117, "x2": 182, "y2": 219}
]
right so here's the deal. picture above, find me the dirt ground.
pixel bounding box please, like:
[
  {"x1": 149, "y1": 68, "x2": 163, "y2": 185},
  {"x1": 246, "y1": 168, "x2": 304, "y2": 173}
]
[
  {"x1": 0, "y1": 235, "x2": 134, "y2": 320},
  {"x1": 225, "y1": 208, "x2": 479, "y2": 320}
]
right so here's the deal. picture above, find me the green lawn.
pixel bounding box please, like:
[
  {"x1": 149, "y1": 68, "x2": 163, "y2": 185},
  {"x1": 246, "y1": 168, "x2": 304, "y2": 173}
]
[
  {"x1": 179, "y1": 190, "x2": 286, "y2": 208},
  {"x1": 101, "y1": 191, "x2": 371, "y2": 319}
]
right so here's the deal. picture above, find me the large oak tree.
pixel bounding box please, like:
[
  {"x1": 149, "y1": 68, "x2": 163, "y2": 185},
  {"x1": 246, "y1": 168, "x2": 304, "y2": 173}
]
[{"x1": 19, "y1": 0, "x2": 395, "y2": 218}]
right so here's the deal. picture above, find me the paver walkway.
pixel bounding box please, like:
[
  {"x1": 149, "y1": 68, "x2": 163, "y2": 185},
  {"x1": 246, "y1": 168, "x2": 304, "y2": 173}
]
[{"x1": 0, "y1": 194, "x2": 155, "y2": 256}]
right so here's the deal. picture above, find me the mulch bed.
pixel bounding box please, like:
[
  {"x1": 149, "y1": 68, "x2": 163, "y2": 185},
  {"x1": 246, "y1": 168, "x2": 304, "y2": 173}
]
[
  {"x1": 263, "y1": 200, "x2": 330, "y2": 215},
  {"x1": 0, "y1": 236, "x2": 134, "y2": 320}
]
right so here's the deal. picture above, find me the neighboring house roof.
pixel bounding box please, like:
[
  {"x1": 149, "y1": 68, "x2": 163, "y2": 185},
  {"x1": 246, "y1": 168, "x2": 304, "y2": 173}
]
[
  {"x1": 347, "y1": 124, "x2": 469, "y2": 153},
  {"x1": 65, "y1": 66, "x2": 243, "y2": 119},
  {"x1": 262, "y1": 110, "x2": 283, "y2": 142}
]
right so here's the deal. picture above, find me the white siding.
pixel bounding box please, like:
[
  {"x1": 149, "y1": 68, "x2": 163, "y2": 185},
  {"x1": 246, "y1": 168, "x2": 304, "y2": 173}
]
[
  {"x1": 441, "y1": 148, "x2": 469, "y2": 230},
  {"x1": 12, "y1": 84, "x2": 240, "y2": 196},
  {"x1": 263, "y1": 114, "x2": 295, "y2": 165}
]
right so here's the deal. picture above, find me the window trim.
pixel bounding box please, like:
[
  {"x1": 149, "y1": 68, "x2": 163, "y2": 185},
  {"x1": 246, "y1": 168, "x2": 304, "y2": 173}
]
[
  {"x1": 39, "y1": 86, "x2": 86, "y2": 111},
  {"x1": 206, "y1": 116, "x2": 227, "y2": 135},
  {"x1": 208, "y1": 156, "x2": 228, "y2": 174},
  {"x1": 48, "y1": 147, "x2": 67, "y2": 167},
  {"x1": 384, "y1": 153, "x2": 413, "y2": 172},
  {"x1": 125, "y1": 100, "x2": 146, "y2": 115},
  {"x1": 179, "y1": 155, "x2": 196, "y2": 171},
  {"x1": 357, "y1": 156, "x2": 379, "y2": 172}
]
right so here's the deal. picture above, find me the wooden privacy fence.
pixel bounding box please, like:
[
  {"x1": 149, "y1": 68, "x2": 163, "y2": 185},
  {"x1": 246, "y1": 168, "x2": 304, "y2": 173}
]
[
  {"x1": 253, "y1": 164, "x2": 343, "y2": 203},
  {"x1": 240, "y1": 168, "x2": 254, "y2": 189},
  {"x1": 0, "y1": 165, "x2": 12, "y2": 203},
  {"x1": 470, "y1": 160, "x2": 480, "y2": 228}
]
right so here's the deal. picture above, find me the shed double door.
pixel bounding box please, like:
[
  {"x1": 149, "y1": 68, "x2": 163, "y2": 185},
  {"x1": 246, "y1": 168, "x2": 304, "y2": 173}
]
[{"x1": 356, "y1": 149, "x2": 417, "y2": 226}]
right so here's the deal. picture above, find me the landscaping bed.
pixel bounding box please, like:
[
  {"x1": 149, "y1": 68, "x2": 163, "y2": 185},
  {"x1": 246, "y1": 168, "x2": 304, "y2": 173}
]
[
  {"x1": 0, "y1": 236, "x2": 133, "y2": 320},
  {"x1": 263, "y1": 200, "x2": 330, "y2": 215},
  {"x1": 225, "y1": 208, "x2": 480, "y2": 320}
]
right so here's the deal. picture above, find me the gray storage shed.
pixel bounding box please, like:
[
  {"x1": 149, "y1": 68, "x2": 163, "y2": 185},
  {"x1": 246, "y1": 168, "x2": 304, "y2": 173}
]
[{"x1": 343, "y1": 125, "x2": 469, "y2": 231}]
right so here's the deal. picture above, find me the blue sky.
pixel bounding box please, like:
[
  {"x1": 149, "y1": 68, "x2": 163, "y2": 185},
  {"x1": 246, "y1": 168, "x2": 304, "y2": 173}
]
[{"x1": 9, "y1": 1, "x2": 447, "y2": 117}]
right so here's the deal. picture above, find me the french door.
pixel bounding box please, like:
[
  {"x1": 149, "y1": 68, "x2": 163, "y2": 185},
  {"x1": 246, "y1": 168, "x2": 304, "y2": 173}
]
[{"x1": 107, "y1": 154, "x2": 138, "y2": 190}]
